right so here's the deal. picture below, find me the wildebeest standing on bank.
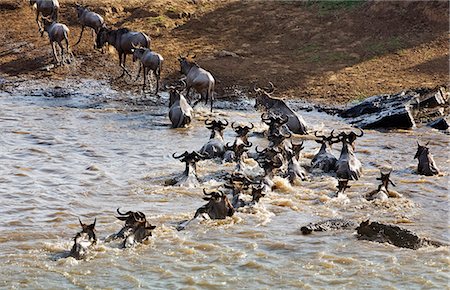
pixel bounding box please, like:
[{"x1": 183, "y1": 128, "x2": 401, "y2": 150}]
[
  {"x1": 414, "y1": 142, "x2": 440, "y2": 176},
  {"x1": 74, "y1": 4, "x2": 105, "y2": 47},
  {"x1": 96, "y1": 27, "x2": 151, "y2": 78},
  {"x1": 254, "y1": 82, "x2": 308, "y2": 135},
  {"x1": 178, "y1": 54, "x2": 215, "y2": 112},
  {"x1": 69, "y1": 218, "x2": 97, "y2": 260},
  {"x1": 41, "y1": 17, "x2": 72, "y2": 65},
  {"x1": 132, "y1": 46, "x2": 164, "y2": 93},
  {"x1": 29, "y1": 0, "x2": 59, "y2": 33}
]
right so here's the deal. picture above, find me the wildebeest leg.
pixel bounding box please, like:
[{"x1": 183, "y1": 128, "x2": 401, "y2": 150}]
[
  {"x1": 74, "y1": 26, "x2": 84, "y2": 46},
  {"x1": 143, "y1": 67, "x2": 148, "y2": 91},
  {"x1": 51, "y1": 41, "x2": 59, "y2": 64},
  {"x1": 121, "y1": 54, "x2": 132, "y2": 78},
  {"x1": 176, "y1": 206, "x2": 207, "y2": 231},
  {"x1": 135, "y1": 64, "x2": 142, "y2": 81},
  {"x1": 155, "y1": 69, "x2": 160, "y2": 94},
  {"x1": 36, "y1": 11, "x2": 43, "y2": 34},
  {"x1": 116, "y1": 53, "x2": 126, "y2": 79},
  {"x1": 58, "y1": 41, "x2": 65, "y2": 65}
]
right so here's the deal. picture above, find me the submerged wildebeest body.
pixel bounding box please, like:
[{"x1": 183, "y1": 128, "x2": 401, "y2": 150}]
[
  {"x1": 414, "y1": 142, "x2": 440, "y2": 176},
  {"x1": 311, "y1": 131, "x2": 339, "y2": 172},
  {"x1": 300, "y1": 219, "x2": 357, "y2": 235},
  {"x1": 74, "y1": 4, "x2": 105, "y2": 46},
  {"x1": 356, "y1": 220, "x2": 446, "y2": 249},
  {"x1": 107, "y1": 209, "x2": 156, "y2": 248},
  {"x1": 41, "y1": 17, "x2": 72, "y2": 65},
  {"x1": 96, "y1": 27, "x2": 151, "y2": 78},
  {"x1": 199, "y1": 119, "x2": 228, "y2": 159},
  {"x1": 69, "y1": 218, "x2": 97, "y2": 260},
  {"x1": 171, "y1": 151, "x2": 205, "y2": 187},
  {"x1": 167, "y1": 82, "x2": 193, "y2": 128},
  {"x1": 30, "y1": 0, "x2": 59, "y2": 32},
  {"x1": 132, "y1": 47, "x2": 164, "y2": 93},
  {"x1": 286, "y1": 142, "x2": 307, "y2": 184},
  {"x1": 254, "y1": 83, "x2": 308, "y2": 135},
  {"x1": 176, "y1": 189, "x2": 235, "y2": 231},
  {"x1": 335, "y1": 129, "x2": 364, "y2": 180},
  {"x1": 178, "y1": 55, "x2": 215, "y2": 112}
]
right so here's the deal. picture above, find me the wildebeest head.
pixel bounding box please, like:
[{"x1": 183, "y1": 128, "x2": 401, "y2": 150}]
[
  {"x1": 115, "y1": 208, "x2": 156, "y2": 248},
  {"x1": 95, "y1": 26, "x2": 109, "y2": 49},
  {"x1": 336, "y1": 179, "x2": 351, "y2": 197},
  {"x1": 268, "y1": 130, "x2": 292, "y2": 148},
  {"x1": 335, "y1": 128, "x2": 364, "y2": 150},
  {"x1": 231, "y1": 122, "x2": 254, "y2": 138},
  {"x1": 173, "y1": 150, "x2": 205, "y2": 177},
  {"x1": 355, "y1": 219, "x2": 373, "y2": 237},
  {"x1": 167, "y1": 81, "x2": 187, "y2": 107},
  {"x1": 205, "y1": 119, "x2": 228, "y2": 139},
  {"x1": 315, "y1": 130, "x2": 339, "y2": 147},
  {"x1": 75, "y1": 3, "x2": 88, "y2": 19},
  {"x1": 377, "y1": 169, "x2": 396, "y2": 189},
  {"x1": 414, "y1": 141, "x2": 440, "y2": 176},
  {"x1": 291, "y1": 141, "x2": 304, "y2": 161},
  {"x1": 178, "y1": 54, "x2": 197, "y2": 75},
  {"x1": 201, "y1": 189, "x2": 235, "y2": 219},
  {"x1": 261, "y1": 112, "x2": 289, "y2": 137},
  {"x1": 251, "y1": 183, "x2": 266, "y2": 203},
  {"x1": 253, "y1": 82, "x2": 275, "y2": 110},
  {"x1": 69, "y1": 218, "x2": 97, "y2": 260},
  {"x1": 131, "y1": 45, "x2": 147, "y2": 62}
]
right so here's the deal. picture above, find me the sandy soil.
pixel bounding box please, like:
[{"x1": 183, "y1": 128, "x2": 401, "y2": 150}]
[{"x1": 0, "y1": 0, "x2": 448, "y2": 104}]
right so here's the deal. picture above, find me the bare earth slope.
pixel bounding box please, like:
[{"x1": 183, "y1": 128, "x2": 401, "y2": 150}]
[{"x1": 0, "y1": 0, "x2": 448, "y2": 104}]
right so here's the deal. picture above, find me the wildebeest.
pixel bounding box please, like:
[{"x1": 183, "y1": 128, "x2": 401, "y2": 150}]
[
  {"x1": 311, "y1": 130, "x2": 339, "y2": 172},
  {"x1": 178, "y1": 54, "x2": 215, "y2": 112},
  {"x1": 254, "y1": 83, "x2": 308, "y2": 135},
  {"x1": 74, "y1": 4, "x2": 105, "y2": 47},
  {"x1": 285, "y1": 141, "x2": 307, "y2": 184},
  {"x1": 167, "y1": 82, "x2": 193, "y2": 128},
  {"x1": 335, "y1": 129, "x2": 363, "y2": 180},
  {"x1": 199, "y1": 119, "x2": 228, "y2": 159},
  {"x1": 333, "y1": 179, "x2": 351, "y2": 198},
  {"x1": 224, "y1": 122, "x2": 254, "y2": 163},
  {"x1": 29, "y1": 0, "x2": 59, "y2": 33},
  {"x1": 107, "y1": 209, "x2": 156, "y2": 248},
  {"x1": 41, "y1": 17, "x2": 72, "y2": 65},
  {"x1": 232, "y1": 183, "x2": 266, "y2": 209},
  {"x1": 366, "y1": 169, "x2": 401, "y2": 201},
  {"x1": 261, "y1": 112, "x2": 290, "y2": 137},
  {"x1": 356, "y1": 220, "x2": 446, "y2": 249},
  {"x1": 414, "y1": 142, "x2": 440, "y2": 176},
  {"x1": 96, "y1": 27, "x2": 151, "y2": 78},
  {"x1": 256, "y1": 155, "x2": 283, "y2": 192},
  {"x1": 170, "y1": 151, "x2": 205, "y2": 187},
  {"x1": 69, "y1": 218, "x2": 97, "y2": 260},
  {"x1": 300, "y1": 218, "x2": 357, "y2": 235},
  {"x1": 176, "y1": 189, "x2": 235, "y2": 231},
  {"x1": 132, "y1": 46, "x2": 164, "y2": 93}
]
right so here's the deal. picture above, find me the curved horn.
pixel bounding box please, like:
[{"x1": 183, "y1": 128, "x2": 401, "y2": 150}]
[
  {"x1": 78, "y1": 217, "x2": 84, "y2": 227},
  {"x1": 92, "y1": 218, "x2": 96, "y2": 227},
  {"x1": 265, "y1": 82, "x2": 275, "y2": 93},
  {"x1": 172, "y1": 151, "x2": 188, "y2": 159},
  {"x1": 220, "y1": 119, "x2": 229, "y2": 127},
  {"x1": 205, "y1": 119, "x2": 213, "y2": 126},
  {"x1": 253, "y1": 84, "x2": 261, "y2": 93},
  {"x1": 116, "y1": 208, "x2": 130, "y2": 216},
  {"x1": 355, "y1": 127, "x2": 364, "y2": 137},
  {"x1": 203, "y1": 188, "x2": 213, "y2": 196},
  {"x1": 231, "y1": 122, "x2": 238, "y2": 129},
  {"x1": 255, "y1": 146, "x2": 266, "y2": 154},
  {"x1": 314, "y1": 131, "x2": 326, "y2": 139},
  {"x1": 247, "y1": 123, "x2": 254, "y2": 130},
  {"x1": 244, "y1": 141, "x2": 252, "y2": 147},
  {"x1": 283, "y1": 131, "x2": 292, "y2": 139},
  {"x1": 193, "y1": 151, "x2": 206, "y2": 159}
]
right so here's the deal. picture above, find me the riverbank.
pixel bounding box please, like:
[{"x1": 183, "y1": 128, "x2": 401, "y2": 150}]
[{"x1": 0, "y1": 0, "x2": 448, "y2": 104}]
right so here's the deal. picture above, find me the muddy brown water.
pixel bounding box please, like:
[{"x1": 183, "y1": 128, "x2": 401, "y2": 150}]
[{"x1": 0, "y1": 80, "x2": 448, "y2": 289}]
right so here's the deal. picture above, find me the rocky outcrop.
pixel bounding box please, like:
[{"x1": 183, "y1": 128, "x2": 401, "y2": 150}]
[{"x1": 340, "y1": 87, "x2": 449, "y2": 130}]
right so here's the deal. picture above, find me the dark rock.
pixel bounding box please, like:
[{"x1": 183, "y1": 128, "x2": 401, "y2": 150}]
[
  {"x1": 428, "y1": 117, "x2": 449, "y2": 131},
  {"x1": 412, "y1": 87, "x2": 447, "y2": 109},
  {"x1": 356, "y1": 220, "x2": 446, "y2": 249},
  {"x1": 300, "y1": 218, "x2": 357, "y2": 235}
]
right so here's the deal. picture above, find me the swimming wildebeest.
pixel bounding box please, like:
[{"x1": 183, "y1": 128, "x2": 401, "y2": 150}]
[
  {"x1": 254, "y1": 83, "x2": 308, "y2": 135},
  {"x1": 366, "y1": 169, "x2": 401, "y2": 201},
  {"x1": 223, "y1": 122, "x2": 254, "y2": 163},
  {"x1": 334, "y1": 129, "x2": 364, "y2": 180},
  {"x1": 96, "y1": 27, "x2": 151, "y2": 78},
  {"x1": 132, "y1": 46, "x2": 164, "y2": 93},
  {"x1": 41, "y1": 17, "x2": 72, "y2": 65},
  {"x1": 74, "y1": 4, "x2": 105, "y2": 47},
  {"x1": 170, "y1": 151, "x2": 205, "y2": 187},
  {"x1": 199, "y1": 119, "x2": 228, "y2": 159},
  {"x1": 69, "y1": 218, "x2": 97, "y2": 260},
  {"x1": 232, "y1": 183, "x2": 266, "y2": 209},
  {"x1": 356, "y1": 220, "x2": 446, "y2": 249},
  {"x1": 333, "y1": 179, "x2": 351, "y2": 198},
  {"x1": 414, "y1": 142, "x2": 440, "y2": 176},
  {"x1": 178, "y1": 54, "x2": 215, "y2": 112},
  {"x1": 311, "y1": 130, "x2": 339, "y2": 172},
  {"x1": 285, "y1": 141, "x2": 307, "y2": 184},
  {"x1": 300, "y1": 218, "x2": 357, "y2": 235},
  {"x1": 176, "y1": 189, "x2": 235, "y2": 231},
  {"x1": 256, "y1": 155, "x2": 283, "y2": 192},
  {"x1": 261, "y1": 112, "x2": 290, "y2": 137},
  {"x1": 29, "y1": 0, "x2": 59, "y2": 33},
  {"x1": 167, "y1": 82, "x2": 193, "y2": 128},
  {"x1": 107, "y1": 209, "x2": 156, "y2": 248}
]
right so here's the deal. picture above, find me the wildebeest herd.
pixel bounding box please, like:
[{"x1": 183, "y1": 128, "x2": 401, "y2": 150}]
[{"x1": 28, "y1": 1, "x2": 444, "y2": 260}]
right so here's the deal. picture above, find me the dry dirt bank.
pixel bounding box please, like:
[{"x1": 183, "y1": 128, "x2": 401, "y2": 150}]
[{"x1": 0, "y1": 0, "x2": 448, "y2": 104}]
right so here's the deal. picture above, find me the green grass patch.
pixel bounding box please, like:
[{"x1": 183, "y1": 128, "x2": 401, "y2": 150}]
[
  {"x1": 366, "y1": 36, "x2": 406, "y2": 55},
  {"x1": 305, "y1": 0, "x2": 365, "y2": 12}
]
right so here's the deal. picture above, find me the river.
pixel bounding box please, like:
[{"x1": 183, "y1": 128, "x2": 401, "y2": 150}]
[{"x1": 0, "y1": 79, "x2": 448, "y2": 289}]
